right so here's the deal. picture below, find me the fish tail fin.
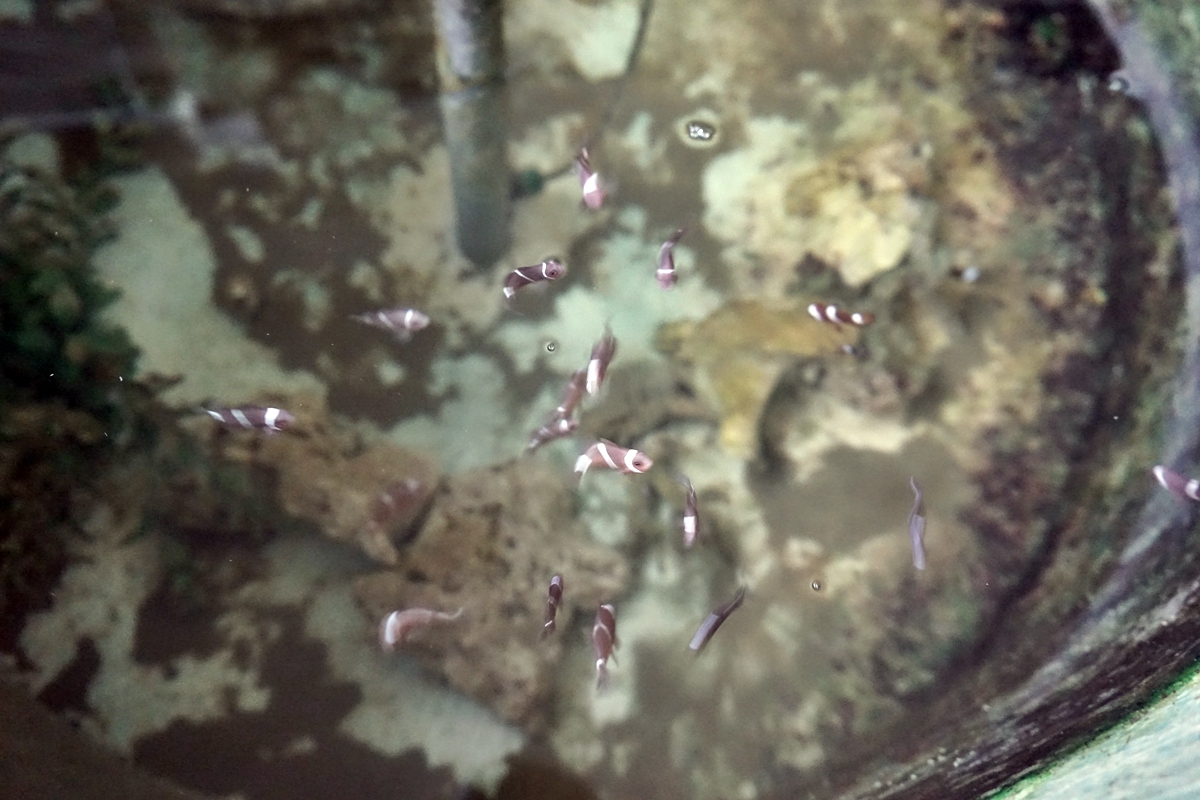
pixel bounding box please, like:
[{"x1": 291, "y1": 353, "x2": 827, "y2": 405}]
[
  {"x1": 596, "y1": 662, "x2": 609, "y2": 690},
  {"x1": 573, "y1": 455, "x2": 591, "y2": 476}
]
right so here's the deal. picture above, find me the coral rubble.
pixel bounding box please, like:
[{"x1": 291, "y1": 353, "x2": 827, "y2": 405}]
[{"x1": 355, "y1": 457, "x2": 630, "y2": 730}]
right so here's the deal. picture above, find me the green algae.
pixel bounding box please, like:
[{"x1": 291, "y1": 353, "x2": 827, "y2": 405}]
[{"x1": 0, "y1": 146, "x2": 139, "y2": 425}]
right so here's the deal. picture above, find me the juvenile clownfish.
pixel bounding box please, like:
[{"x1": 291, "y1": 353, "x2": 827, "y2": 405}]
[
  {"x1": 352, "y1": 307, "x2": 430, "y2": 342},
  {"x1": 1154, "y1": 464, "x2": 1200, "y2": 502},
  {"x1": 503, "y1": 258, "x2": 566, "y2": 300},
  {"x1": 554, "y1": 368, "x2": 588, "y2": 421},
  {"x1": 585, "y1": 325, "x2": 617, "y2": 396},
  {"x1": 527, "y1": 416, "x2": 578, "y2": 452},
  {"x1": 574, "y1": 439, "x2": 653, "y2": 478},
  {"x1": 592, "y1": 603, "x2": 618, "y2": 688},
  {"x1": 656, "y1": 227, "x2": 687, "y2": 289},
  {"x1": 574, "y1": 147, "x2": 607, "y2": 210},
  {"x1": 542, "y1": 574, "x2": 564, "y2": 637},
  {"x1": 378, "y1": 607, "x2": 463, "y2": 651},
  {"x1": 203, "y1": 405, "x2": 294, "y2": 433},
  {"x1": 806, "y1": 302, "x2": 874, "y2": 328},
  {"x1": 677, "y1": 474, "x2": 699, "y2": 547}
]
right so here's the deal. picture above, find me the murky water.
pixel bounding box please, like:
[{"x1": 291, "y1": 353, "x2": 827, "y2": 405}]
[{"x1": 0, "y1": 0, "x2": 1186, "y2": 799}]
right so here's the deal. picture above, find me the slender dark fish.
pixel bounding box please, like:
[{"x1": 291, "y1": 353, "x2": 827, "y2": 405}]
[
  {"x1": 592, "y1": 603, "x2": 618, "y2": 688},
  {"x1": 1153, "y1": 465, "x2": 1200, "y2": 502},
  {"x1": 503, "y1": 258, "x2": 565, "y2": 300},
  {"x1": 807, "y1": 302, "x2": 874, "y2": 327},
  {"x1": 542, "y1": 574, "x2": 565, "y2": 637},
  {"x1": 908, "y1": 476, "x2": 927, "y2": 570},
  {"x1": 656, "y1": 227, "x2": 687, "y2": 289},
  {"x1": 585, "y1": 325, "x2": 618, "y2": 395},
  {"x1": 204, "y1": 405, "x2": 294, "y2": 433},
  {"x1": 689, "y1": 586, "x2": 746, "y2": 653}
]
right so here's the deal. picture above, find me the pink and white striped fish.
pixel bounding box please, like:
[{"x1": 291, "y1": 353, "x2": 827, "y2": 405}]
[
  {"x1": 656, "y1": 227, "x2": 687, "y2": 289},
  {"x1": 379, "y1": 607, "x2": 463, "y2": 651},
  {"x1": 503, "y1": 258, "x2": 565, "y2": 300},
  {"x1": 574, "y1": 439, "x2": 653, "y2": 477},
  {"x1": 678, "y1": 474, "x2": 699, "y2": 547},
  {"x1": 807, "y1": 302, "x2": 875, "y2": 327},
  {"x1": 352, "y1": 307, "x2": 430, "y2": 342},
  {"x1": 586, "y1": 326, "x2": 618, "y2": 396},
  {"x1": 527, "y1": 415, "x2": 579, "y2": 452},
  {"x1": 554, "y1": 368, "x2": 588, "y2": 421},
  {"x1": 542, "y1": 574, "x2": 564, "y2": 637},
  {"x1": 204, "y1": 405, "x2": 294, "y2": 433},
  {"x1": 1153, "y1": 465, "x2": 1200, "y2": 502},
  {"x1": 592, "y1": 603, "x2": 618, "y2": 688},
  {"x1": 574, "y1": 147, "x2": 606, "y2": 210}
]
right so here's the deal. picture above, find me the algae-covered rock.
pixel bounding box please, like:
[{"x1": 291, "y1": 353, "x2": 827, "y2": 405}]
[
  {"x1": 657, "y1": 299, "x2": 852, "y2": 455},
  {"x1": 197, "y1": 393, "x2": 438, "y2": 564},
  {"x1": 354, "y1": 458, "x2": 630, "y2": 730}
]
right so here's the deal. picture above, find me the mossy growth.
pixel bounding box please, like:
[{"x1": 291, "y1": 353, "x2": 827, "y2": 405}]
[
  {"x1": 0, "y1": 134, "x2": 145, "y2": 641},
  {"x1": 0, "y1": 142, "x2": 139, "y2": 427}
]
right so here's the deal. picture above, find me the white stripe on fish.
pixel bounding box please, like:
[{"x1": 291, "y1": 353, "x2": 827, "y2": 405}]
[{"x1": 574, "y1": 439, "x2": 652, "y2": 478}]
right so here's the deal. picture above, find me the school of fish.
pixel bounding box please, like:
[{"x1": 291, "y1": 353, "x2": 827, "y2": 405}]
[{"x1": 203, "y1": 144, "x2": 1170, "y2": 694}]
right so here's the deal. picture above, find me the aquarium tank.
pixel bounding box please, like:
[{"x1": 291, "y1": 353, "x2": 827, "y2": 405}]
[{"x1": 4, "y1": 0, "x2": 1200, "y2": 798}]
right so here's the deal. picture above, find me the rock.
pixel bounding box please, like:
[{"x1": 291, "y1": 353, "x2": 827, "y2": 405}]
[
  {"x1": 784, "y1": 139, "x2": 931, "y2": 288},
  {"x1": 353, "y1": 458, "x2": 630, "y2": 730},
  {"x1": 656, "y1": 299, "x2": 851, "y2": 456},
  {"x1": 206, "y1": 394, "x2": 438, "y2": 564}
]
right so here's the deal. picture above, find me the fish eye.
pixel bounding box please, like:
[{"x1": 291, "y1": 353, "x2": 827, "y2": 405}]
[{"x1": 545, "y1": 340, "x2": 558, "y2": 352}]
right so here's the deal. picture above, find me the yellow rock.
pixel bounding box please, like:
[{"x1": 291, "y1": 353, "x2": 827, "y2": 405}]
[
  {"x1": 784, "y1": 141, "x2": 926, "y2": 288},
  {"x1": 657, "y1": 299, "x2": 852, "y2": 455}
]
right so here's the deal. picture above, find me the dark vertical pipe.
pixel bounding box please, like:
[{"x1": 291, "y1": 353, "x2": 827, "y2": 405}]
[{"x1": 433, "y1": 0, "x2": 510, "y2": 268}]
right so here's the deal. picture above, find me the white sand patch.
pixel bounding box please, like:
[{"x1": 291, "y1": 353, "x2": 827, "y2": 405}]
[
  {"x1": 94, "y1": 167, "x2": 325, "y2": 406},
  {"x1": 24, "y1": 528, "x2": 524, "y2": 791},
  {"x1": 20, "y1": 534, "x2": 271, "y2": 751},
  {"x1": 310, "y1": 588, "x2": 524, "y2": 790},
  {"x1": 385, "y1": 353, "x2": 521, "y2": 474},
  {"x1": 506, "y1": 0, "x2": 642, "y2": 82},
  {"x1": 240, "y1": 536, "x2": 524, "y2": 792}
]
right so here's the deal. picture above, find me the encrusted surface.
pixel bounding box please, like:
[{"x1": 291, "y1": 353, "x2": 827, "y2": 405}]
[{"x1": 354, "y1": 457, "x2": 630, "y2": 730}]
